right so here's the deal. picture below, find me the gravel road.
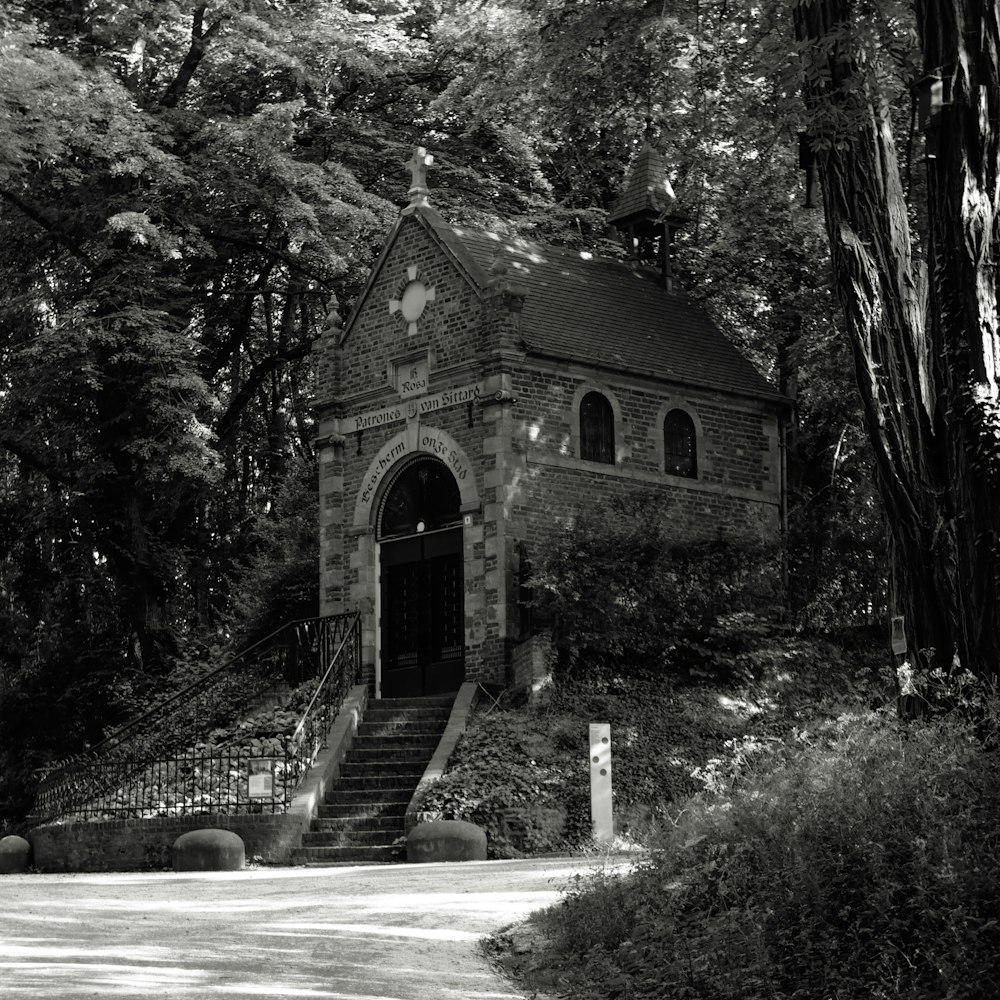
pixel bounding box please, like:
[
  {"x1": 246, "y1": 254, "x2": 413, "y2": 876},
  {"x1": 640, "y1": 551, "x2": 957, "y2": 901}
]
[{"x1": 0, "y1": 856, "x2": 626, "y2": 999}]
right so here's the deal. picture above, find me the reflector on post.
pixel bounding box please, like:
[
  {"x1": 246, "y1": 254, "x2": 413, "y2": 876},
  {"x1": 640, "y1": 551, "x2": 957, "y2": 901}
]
[{"x1": 589, "y1": 722, "x2": 613, "y2": 843}]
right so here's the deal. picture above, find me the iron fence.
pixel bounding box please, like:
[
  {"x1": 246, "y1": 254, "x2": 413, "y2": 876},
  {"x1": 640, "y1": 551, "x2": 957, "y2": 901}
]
[{"x1": 32, "y1": 612, "x2": 361, "y2": 823}]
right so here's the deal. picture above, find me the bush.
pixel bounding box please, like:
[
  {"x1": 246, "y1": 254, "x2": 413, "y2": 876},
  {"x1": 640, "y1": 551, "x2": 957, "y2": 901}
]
[
  {"x1": 530, "y1": 490, "x2": 781, "y2": 678},
  {"x1": 416, "y1": 630, "x2": 885, "y2": 860},
  {"x1": 412, "y1": 711, "x2": 590, "y2": 857},
  {"x1": 523, "y1": 709, "x2": 1000, "y2": 999},
  {"x1": 410, "y1": 674, "x2": 732, "y2": 857},
  {"x1": 544, "y1": 673, "x2": 734, "y2": 815}
]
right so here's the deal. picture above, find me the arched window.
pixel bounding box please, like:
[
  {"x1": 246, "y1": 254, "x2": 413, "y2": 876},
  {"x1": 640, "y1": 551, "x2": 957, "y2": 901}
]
[
  {"x1": 377, "y1": 457, "x2": 461, "y2": 539},
  {"x1": 580, "y1": 391, "x2": 615, "y2": 464},
  {"x1": 664, "y1": 409, "x2": 697, "y2": 478}
]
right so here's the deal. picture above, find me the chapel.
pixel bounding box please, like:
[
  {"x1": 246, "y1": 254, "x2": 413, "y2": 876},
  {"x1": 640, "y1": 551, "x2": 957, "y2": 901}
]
[{"x1": 314, "y1": 146, "x2": 787, "y2": 698}]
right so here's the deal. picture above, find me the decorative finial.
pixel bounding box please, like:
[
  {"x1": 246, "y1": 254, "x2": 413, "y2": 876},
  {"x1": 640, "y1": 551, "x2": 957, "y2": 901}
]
[
  {"x1": 407, "y1": 147, "x2": 433, "y2": 206},
  {"x1": 643, "y1": 115, "x2": 655, "y2": 144}
]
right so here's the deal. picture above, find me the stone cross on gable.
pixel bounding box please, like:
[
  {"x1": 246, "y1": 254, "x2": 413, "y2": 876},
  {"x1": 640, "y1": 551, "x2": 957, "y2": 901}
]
[{"x1": 407, "y1": 147, "x2": 433, "y2": 206}]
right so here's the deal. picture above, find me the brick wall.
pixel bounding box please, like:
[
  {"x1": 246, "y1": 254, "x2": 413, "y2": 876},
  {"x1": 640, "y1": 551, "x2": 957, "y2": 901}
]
[
  {"x1": 511, "y1": 632, "x2": 555, "y2": 695},
  {"x1": 28, "y1": 813, "x2": 304, "y2": 873},
  {"x1": 510, "y1": 363, "x2": 780, "y2": 497},
  {"x1": 501, "y1": 363, "x2": 781, "y2": 661},
  {"x1": 336, "y1": 216, "x2": 483, "y2": 407},
  {"x1": 506, "y1": 360, "x2": 779, "y2": 550}
]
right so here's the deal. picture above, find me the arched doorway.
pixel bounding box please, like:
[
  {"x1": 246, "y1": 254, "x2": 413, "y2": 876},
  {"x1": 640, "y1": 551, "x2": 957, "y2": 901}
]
[{"x1": 377, "y1": 456, "x2": 464, "y2": 698}]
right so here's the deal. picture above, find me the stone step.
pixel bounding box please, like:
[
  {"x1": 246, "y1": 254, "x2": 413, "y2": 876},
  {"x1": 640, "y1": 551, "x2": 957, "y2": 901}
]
[
  {"x1": 347, "y1": 747, "x2": 432, "y2": 764},
  {"x1": 361, "y1": 705, "x2": 452, "y2": 722},
  {"x1": 325, "y1": 782, "x2": 415, "y2": 800},
  {"x1": 302, "y1": 827, "x2": 399, "y2": 847},
  {"x1": 317, "y1": 788, "x2": 413, "y2": 819},
  {"x1": 370, "y1": 696, "x2": 456, "y2": 710},
  {"x1": 289, "y1": 692, "x2": 454, "y2": 862},
  {"x1": 351, "y1": 728, "x2": 441, "y2": 752},
  {"x1": 320, "y1": 792, "x2": 410, "y2": 814},
  {"x1": 356, "y1": 718, "x2": 448, "y2": 736},
  {"x1": 291, "y1": 845, "x2": 399, "y2": 865},
  {"x1": 317, "y1": 801, "x2": 409, "y2": 820},
  {"x1": 340, "y1": 759, "x2": 429, "y2": 777},
  {"x1": 335, "y1": 774, "x2": 425, "y2": 791},
  {"x1": 311, "y1": 814, "x2": 403, "y2": 833}
]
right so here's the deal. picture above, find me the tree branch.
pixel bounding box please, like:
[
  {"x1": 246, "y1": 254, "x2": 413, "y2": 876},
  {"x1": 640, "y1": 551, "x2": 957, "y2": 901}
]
[
  {"x1": 214, "y1": 340, "x2": 313, "y2": 443},
  {"x1": 0, "y1": 188, "x2": 94, "y2": 271},
  {"x1": 0, "y1": 432, "x2": 77, "y2": 487},
  {"x1": 203, "y1": 261, "x2": 276, "y2": 381},
  {"x1": 211, "y1": 232, "x2": 335, "y2": 286},
  {"x1": 160, "y1": 5, "x2": 227, "y2": 108}
]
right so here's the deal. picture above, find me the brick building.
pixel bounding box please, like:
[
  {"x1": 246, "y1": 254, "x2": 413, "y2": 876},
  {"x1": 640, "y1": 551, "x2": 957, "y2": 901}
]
[{"x1": 315, "y1": 147, "x2": 786, "y2": 698}]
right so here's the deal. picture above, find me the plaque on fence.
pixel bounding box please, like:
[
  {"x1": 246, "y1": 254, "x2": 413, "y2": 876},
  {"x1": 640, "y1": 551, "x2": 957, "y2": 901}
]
[{"x1": 248, "y1": 759, "x2": 276, "y2": 799}]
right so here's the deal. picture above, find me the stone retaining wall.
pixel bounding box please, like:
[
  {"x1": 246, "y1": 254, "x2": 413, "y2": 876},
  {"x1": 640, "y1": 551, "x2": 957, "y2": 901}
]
[{"x1": 28, "y1": 812, "x2": 304, "y2": 873}]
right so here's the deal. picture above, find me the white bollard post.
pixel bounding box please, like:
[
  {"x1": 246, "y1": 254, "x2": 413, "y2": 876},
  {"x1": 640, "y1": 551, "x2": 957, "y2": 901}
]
[{"x1": 589, "y1": 722, "x2": 613, "y2": 843}]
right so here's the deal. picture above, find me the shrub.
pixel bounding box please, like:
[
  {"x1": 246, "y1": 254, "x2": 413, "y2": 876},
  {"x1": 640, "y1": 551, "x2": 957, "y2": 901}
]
[
  {"x1": 544, "y1": 673, "x2": 734, "y2": 813},
  {"x1": 226, "y1": 458, "x2": 319, "y2": 644},
  {"x1": 529, "y1": 490, "x2": 781, "y2": 678},
  {"x1": 417, "y1": 631, "x2": 884, "y2": 861},
  {"x1": 411, "y1": 672, "x2": 742, "y2": 855},
  {"x1": 412, "y1": 711, "x2": 591, "y2": 857},
  {"x1": 525, "y1": 710, "x2": 1000, "y2": 1000}
]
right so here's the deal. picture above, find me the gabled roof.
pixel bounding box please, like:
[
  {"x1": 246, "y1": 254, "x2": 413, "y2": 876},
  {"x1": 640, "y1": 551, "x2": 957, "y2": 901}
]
[
  {"x1": 337, "y1": 204, "x2": 490, "y2": 345},
  {"x1": 339, "y1": 204, "x2": 779, "y2": 402},
  {"x1": 442, "y1": 221, "x2": 780, "y2": 401}
]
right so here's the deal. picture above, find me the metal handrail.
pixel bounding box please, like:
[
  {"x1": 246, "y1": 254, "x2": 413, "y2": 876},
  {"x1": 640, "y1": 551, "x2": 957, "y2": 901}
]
[
  {"x1": 291, "y1": 626, "x2": 353, "y2": 747},
  {"x1": 288, "y1": 614, "x2": 361, "y2": 769},
  {"x1": 31, "y1": 612, "x2": 362, "y2": 823},
  {"x1": 78, "y1": 615, "x2": 349, "y2": 762}
]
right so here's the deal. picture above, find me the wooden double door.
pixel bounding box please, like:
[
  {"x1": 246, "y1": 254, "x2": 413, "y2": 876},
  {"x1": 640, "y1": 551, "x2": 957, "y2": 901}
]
[{"x1": 379, "y1": 528, "x2": 464, "y2": 698}]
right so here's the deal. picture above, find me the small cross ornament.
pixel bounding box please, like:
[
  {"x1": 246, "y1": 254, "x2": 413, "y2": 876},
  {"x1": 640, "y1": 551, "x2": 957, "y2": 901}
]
[{"x1": 407, "y1": 147, "x2": 433, "y2": 205}]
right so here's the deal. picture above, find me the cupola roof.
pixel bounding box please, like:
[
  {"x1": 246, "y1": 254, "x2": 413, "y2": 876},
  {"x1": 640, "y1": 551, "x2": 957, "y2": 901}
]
[{"x1": 608, "y1": 138, "x2": 678, "y2": 229}]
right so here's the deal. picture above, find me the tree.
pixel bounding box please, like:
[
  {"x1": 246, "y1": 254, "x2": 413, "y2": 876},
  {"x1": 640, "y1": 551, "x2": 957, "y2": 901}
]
[
  {"x1": 794, "y1": 0, "x2": 1000, "y2": 682},
  {"x1": 0, "y1": 0, "x2": 556, "y2": 821}
]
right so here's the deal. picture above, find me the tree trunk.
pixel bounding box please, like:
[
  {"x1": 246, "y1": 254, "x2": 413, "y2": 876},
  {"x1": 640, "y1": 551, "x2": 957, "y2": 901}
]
[
  {"x1": 160, "y1": 6, "x2": 226, "y2": 109},
  {"x1": 793, "y1": 0, "x2": 1000, "y2": 686},
  {"x1": 917, "y1": 0, "x2": 1000, "y2": 676}
]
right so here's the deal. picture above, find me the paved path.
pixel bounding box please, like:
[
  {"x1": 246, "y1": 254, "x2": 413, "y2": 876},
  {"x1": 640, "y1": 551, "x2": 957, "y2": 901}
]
[{"x1": 0, "y1": 857, "x2": 623, "y2": 999}]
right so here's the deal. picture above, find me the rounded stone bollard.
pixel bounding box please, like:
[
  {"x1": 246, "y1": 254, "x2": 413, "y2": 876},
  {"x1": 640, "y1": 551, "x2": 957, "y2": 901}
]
[
  {"x1": 0, "y1": 835, "x2": 32, "y2": 874},
  {"x1": 172, "y1": 829, "x2": 245, "y2": 872},
  {"x1": 406, "y1": 820, "x2": 487, "y2": 863}
]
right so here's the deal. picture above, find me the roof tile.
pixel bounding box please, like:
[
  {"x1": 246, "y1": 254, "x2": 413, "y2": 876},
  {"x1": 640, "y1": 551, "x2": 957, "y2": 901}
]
[
  {"x1": 441, "y1": 221, "x2": 778, "y2": 400},
  {"x1": 608, "y1": 143, "x2": 677, "y2": 227}
]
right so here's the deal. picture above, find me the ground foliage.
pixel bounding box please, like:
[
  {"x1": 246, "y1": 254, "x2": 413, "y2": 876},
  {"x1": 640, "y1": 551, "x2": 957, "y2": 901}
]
[
  {"x1": 414, "y1": 623, "x2": 886, "y2": 859},
  {"x1": 530, "y1": 490, "x2": 783, "y2": 678},
  {"x1": 493, "y1": 700, "x2": 1000, "y2": 1000},
  {"x1": 34, "y1": 674, "x2": 324, "y2": 827}
]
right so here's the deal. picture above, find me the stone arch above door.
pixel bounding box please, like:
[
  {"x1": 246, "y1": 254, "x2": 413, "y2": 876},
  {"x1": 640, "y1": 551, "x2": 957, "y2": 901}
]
[
  {"x1": 352, "y1": 425, "x2": 480, "y2": 530},
  {"x1": 377, "y1": 455, "x2": 461, "y2": 539}
]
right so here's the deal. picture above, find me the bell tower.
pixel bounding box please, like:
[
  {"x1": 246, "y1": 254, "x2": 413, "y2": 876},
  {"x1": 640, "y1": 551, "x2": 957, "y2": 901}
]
[{"x1": 609, "y1": 122, "x2": 687, "y2": 293}]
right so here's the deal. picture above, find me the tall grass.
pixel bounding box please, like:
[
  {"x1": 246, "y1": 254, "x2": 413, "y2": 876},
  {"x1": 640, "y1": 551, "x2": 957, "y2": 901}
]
[{"x1": 530, "y1": 711, "x2": 1000, "y2": 999}]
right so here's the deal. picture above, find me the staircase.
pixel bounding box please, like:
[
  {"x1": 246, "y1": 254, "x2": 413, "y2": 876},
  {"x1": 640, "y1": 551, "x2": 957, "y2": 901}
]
[
  {"x1": 291, "y1": 694, "x2": 455, "y2": 865},
  {"x1": 31, "y1": 613, "x2": 362, "y2": 826}
]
